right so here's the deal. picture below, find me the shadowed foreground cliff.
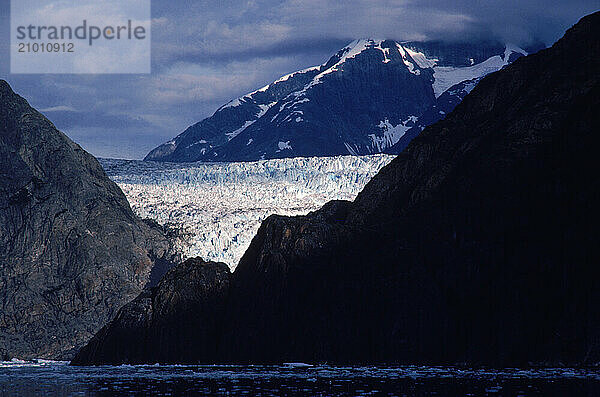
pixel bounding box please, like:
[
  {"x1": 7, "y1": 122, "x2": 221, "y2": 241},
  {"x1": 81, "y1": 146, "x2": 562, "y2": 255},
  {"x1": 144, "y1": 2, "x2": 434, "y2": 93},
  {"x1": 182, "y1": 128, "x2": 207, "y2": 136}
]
[
  {"x1": 0, "y1": 82, "x2": 178, "y2": 360},
  {"x1": 74, "y1": 12, "x2": 600, "y2": 366},
  {"x1": 72, "y1": 258, "x2": 230, "y2": 364}
]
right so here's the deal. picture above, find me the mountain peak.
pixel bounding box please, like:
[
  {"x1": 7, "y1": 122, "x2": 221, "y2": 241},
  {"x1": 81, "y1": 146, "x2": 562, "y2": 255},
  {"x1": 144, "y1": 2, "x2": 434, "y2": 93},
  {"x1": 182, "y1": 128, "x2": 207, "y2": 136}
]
[
  {"x1": 146, "y1": 39, "x2": 530, "y2": 163},
  {"x1": 344, "y1": 38, "x2": 389, "y2": 51},
  {"x1": 327, "y1": 38, "x2": 416, "y2": 68}
]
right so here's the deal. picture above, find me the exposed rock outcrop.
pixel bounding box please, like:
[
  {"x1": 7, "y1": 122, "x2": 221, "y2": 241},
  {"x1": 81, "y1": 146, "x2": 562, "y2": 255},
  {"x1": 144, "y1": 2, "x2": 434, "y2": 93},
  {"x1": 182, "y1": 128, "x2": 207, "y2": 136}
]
[
  {"x1": 0, "y1": 82, "x2": 178, "y2": 360},
  {"x1": 72, "y1": 258, "x2": 231, "y2": 365},
  {"x1": 75, "y1": 12, "x2": 600, "y2": 366}
]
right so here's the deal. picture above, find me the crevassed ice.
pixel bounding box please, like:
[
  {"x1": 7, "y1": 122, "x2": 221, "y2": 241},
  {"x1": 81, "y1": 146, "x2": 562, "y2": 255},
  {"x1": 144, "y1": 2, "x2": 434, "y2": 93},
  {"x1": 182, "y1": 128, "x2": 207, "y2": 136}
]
[{"x1": 100, "y1": 155, "x2": 395, "y2": 270}]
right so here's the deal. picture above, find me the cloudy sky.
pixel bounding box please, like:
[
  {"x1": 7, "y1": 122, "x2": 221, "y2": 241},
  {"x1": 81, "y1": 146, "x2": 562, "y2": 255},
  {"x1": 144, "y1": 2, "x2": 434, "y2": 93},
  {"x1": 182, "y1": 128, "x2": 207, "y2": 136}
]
[{"x1": 0, "y1": 0, "x2": 597, "y2": 159}]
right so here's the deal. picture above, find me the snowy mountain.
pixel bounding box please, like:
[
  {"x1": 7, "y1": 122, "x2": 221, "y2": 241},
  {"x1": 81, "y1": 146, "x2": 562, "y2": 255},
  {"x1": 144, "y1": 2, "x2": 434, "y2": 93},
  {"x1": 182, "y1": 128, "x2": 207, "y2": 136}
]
[
  {"x1": 100, "y1": 155, "x2": 394, "y2": 269},
  {"x1": 146, "y1": 40, "x2": 538, "y2": 162}
]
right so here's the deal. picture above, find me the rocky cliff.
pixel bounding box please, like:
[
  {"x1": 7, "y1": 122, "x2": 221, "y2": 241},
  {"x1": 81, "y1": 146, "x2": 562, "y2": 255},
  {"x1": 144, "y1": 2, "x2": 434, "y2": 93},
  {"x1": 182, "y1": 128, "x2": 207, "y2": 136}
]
[
  {"x1": 71, "y1": 258, "x2": 231, "y2": 365},
  {"x1": 75, "y1": 12, "x2": 599, "y2": 366},
  {"x1": 0, "y1": 81, "x2": 178, "y2": 360}
]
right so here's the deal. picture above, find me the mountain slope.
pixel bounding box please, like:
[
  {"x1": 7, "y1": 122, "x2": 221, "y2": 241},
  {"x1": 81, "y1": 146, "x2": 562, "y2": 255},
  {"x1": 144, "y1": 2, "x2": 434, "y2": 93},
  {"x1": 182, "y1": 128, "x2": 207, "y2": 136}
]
[
  {"x1": 0, "y1": 81, "x2": 178, "y2": 360},
  {"x1": 146, "y1": 40, "x2": 531, "y2": 162},
  {"x1": 386, "y1": 76, "x2": 482, "y2": 154},
  {"x1": 75, "y1": 12, "x2": 599, "y2": 366}
]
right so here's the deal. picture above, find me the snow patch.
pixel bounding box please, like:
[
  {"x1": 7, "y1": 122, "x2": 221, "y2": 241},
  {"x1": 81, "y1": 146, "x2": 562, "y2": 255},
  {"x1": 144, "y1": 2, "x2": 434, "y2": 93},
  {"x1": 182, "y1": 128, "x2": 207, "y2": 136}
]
[
  {"x1": 220, "y1": 64, "x2": 319, "y2": 111},
  {"x1": 273, "y1": 66, "x2": 320, "y2": 84},
  {"x1": 221, "y1": 85, "x2": 270, "y2": 110},
  {"x1": 278, "y1": 141, "x2": 292, "y2": 150},
  {"x1": 271, "y1": 98, "x2": 310, "y2": 123},
  {"x1": 370, "y1": 117, "x2": 414, "y2": 151},
  {"x1": 432, "y1": 44, "x2": 526, "y2": 98},
  {"x1": 185, "y1": 139, "x2": 208, "y2": 149},
  {"x1": 225, "y1": 102, "x2": 275, "y2": 140},
  {"x1": 396, "y1": 44, "x2": 420, "y2": 75},
  {"x1": 404, "y1": 46, "x2": 438, "y2": 69},
  {"x1": 293, "y1": 98, "x2": 310, "y2": 105},
  {"x1": 226, "y1": 120, "x2": 256, "y2": 141}
]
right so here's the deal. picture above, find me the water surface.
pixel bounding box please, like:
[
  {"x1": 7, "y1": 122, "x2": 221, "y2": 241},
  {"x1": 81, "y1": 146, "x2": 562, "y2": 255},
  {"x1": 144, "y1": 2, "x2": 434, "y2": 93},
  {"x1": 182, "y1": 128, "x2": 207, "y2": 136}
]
[{"x1": 1, "y1": 360, "x2": 599, "y2": 396}]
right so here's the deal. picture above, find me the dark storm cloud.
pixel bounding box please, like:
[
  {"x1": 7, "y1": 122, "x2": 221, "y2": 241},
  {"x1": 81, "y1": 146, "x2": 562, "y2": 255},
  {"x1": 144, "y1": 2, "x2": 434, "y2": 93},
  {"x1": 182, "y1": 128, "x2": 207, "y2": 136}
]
[
  {"x1": 0, "y1": 0, "x2": 597, "y2": 158},
  {"x1": 414, "y1": 0, "x2": 599, "y2": 44}
]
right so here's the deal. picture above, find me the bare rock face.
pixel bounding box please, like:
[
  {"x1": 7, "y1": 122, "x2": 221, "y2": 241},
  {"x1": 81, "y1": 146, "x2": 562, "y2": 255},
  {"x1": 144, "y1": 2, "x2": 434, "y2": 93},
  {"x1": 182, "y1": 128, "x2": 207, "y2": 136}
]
[
  {"x1": 75, "y1": 12, "x2": 600, "y2": 366},
  {"x1": 71, "y1": 258, "x2": 231, "y2": 365},
  {"x1": 0, "y1": 81, "x2": 178, "y2": 360}
]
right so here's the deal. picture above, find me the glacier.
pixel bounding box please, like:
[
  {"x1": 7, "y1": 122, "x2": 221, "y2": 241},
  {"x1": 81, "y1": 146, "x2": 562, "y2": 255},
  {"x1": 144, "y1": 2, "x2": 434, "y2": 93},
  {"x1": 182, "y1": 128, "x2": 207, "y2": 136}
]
[{"x1": 100, "y1": 155, "x2": 395, "y2": 270}]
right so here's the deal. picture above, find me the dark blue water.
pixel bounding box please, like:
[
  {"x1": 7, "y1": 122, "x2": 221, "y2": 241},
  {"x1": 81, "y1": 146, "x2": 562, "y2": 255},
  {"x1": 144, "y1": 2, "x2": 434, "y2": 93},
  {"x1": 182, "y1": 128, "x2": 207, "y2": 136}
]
[{"x1": 1, "y1": 360, "x2": 600, "y2": 396}]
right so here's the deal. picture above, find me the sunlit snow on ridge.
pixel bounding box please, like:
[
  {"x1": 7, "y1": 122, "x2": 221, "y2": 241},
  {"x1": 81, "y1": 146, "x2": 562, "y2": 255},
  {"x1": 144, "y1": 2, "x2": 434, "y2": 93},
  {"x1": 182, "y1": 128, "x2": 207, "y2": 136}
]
[
  {"x1": 432, "y1": 44, "x2": 527, "y2": 97},
  {"x1": 100, "y1": 155, "x2": 395, "y2": 269}
]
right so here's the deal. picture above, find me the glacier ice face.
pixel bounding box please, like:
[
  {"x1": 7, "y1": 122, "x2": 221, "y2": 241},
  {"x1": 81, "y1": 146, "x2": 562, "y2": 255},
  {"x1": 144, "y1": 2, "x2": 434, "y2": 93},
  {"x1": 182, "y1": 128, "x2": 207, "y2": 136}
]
[{"x1": 100, "y1": 155, "x2": 395, "y2": 270}]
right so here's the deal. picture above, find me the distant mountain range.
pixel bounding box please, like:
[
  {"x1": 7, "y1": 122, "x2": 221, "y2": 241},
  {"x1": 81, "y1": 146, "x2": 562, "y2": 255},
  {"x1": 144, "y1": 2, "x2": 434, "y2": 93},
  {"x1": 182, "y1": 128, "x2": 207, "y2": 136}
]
[{"x1": 146, "y1": 40, "x2": 542, "y2": 162}]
